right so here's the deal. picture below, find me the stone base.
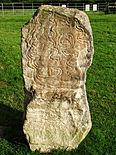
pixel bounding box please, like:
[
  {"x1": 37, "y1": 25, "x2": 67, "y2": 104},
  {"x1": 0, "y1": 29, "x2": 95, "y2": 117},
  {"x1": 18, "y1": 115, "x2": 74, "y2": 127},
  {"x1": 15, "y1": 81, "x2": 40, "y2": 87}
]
[{"x1": 23, "y1": 96, "x2": 92, "y2": 152}]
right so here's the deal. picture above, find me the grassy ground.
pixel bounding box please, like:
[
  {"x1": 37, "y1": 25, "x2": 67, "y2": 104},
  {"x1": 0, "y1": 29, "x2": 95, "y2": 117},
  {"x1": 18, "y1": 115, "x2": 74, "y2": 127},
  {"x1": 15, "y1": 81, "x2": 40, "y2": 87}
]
[
  {"x1": 0, "y1": 9, "x2": 36, "y2": 16},
  {"x1": 0, "y1": 12, "x2": 116, "y2": 155}
]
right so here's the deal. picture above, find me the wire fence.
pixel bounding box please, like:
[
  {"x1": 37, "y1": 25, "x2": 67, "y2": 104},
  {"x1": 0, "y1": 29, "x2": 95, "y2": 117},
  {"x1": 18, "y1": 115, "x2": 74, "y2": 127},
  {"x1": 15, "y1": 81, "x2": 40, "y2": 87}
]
[{"x1": 0, "y1": 2, "x2": 113, "y2": 16}]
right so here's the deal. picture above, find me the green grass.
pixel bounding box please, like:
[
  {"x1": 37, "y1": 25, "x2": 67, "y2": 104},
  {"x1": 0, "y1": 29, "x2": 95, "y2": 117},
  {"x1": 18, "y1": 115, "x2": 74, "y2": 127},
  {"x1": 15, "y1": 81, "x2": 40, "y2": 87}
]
[
  {"x1": 0, "y1": 9, "x2": 36, "y2": 16},
  {"x1": 0, "y1": 13, "x2": 116, "y2": 155}
]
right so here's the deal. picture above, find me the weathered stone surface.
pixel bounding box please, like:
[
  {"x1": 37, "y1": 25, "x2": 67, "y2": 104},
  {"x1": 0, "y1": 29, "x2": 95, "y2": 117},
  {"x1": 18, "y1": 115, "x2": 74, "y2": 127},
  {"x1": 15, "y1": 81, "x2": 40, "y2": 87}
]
[{"x1": 22, "y1": 5, "x2": 94, "y2": 152}]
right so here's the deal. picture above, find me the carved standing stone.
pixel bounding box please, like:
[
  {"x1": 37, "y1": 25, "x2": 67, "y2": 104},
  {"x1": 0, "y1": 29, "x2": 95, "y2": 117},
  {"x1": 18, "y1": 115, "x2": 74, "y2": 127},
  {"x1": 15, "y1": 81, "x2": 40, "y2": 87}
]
[{"x1": 22, "y1": 5, "x2": 94, "y2": 152}]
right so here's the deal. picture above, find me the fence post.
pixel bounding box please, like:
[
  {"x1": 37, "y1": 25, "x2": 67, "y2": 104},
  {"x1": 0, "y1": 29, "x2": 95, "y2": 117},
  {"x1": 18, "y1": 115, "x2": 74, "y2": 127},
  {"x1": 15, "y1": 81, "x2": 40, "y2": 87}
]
[
  {"x1": 98, "y1": 3, "x2": 99, "y2": 11},
  {"x1": 67, "y1": 3, "x2": 69, "y2": 8},
  {"x1": 32, "y1": 3, "x2": 34, "y2": 14},
  {"x1": 12, "y1": 3, "x2": 14, "y2": 15},
  {"x1": 83, "y1": 3, "x2": 85, "y2": 11},
  {"x1": 75, "y1": 3, "x2": 77, "y2": 9},
  {"x1": 1, "y1": 3, "x2": 4, "y2": 16},
  {"x1": 22, "y1": 3, "x2": 24, "y2": 15}
]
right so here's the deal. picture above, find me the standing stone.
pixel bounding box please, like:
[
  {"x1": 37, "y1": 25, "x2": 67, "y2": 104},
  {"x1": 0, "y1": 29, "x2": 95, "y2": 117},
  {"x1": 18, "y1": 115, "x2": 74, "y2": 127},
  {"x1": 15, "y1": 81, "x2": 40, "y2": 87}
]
[{"x1": 22, "y1": 5, "x2": 94, "y2": 152}]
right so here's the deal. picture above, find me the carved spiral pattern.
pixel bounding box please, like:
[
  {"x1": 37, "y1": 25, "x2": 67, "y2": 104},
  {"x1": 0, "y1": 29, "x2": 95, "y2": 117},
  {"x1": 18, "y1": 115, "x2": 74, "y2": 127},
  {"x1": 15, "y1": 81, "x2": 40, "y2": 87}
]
[{"x1": 23, "y1": 11, "x2": 90, "y2": 91}]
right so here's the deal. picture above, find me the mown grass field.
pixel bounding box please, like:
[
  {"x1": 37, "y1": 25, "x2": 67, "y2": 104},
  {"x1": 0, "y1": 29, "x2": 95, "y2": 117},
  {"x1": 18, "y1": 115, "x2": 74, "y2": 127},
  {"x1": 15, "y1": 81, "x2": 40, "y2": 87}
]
[{"x1": 0, "y1": 12, "x2": 116, "y2": 155}]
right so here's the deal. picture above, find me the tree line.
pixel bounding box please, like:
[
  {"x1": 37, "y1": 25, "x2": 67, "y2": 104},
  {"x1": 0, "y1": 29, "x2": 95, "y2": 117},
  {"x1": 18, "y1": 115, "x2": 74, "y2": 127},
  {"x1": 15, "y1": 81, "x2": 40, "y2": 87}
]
[{"x1": 0, "y1": 0, "x2": 115, "y2": 3}]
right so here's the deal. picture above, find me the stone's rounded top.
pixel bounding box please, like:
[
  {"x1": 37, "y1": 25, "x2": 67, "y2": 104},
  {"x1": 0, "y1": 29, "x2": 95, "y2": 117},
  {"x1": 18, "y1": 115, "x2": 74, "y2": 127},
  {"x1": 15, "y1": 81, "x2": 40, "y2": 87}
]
[
  {"x1": 40, "y1": 5, "x2": 80, "y2": 14},
  {"x1": 38, "y1": 5, "x2": 92, "y2": 39}
]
